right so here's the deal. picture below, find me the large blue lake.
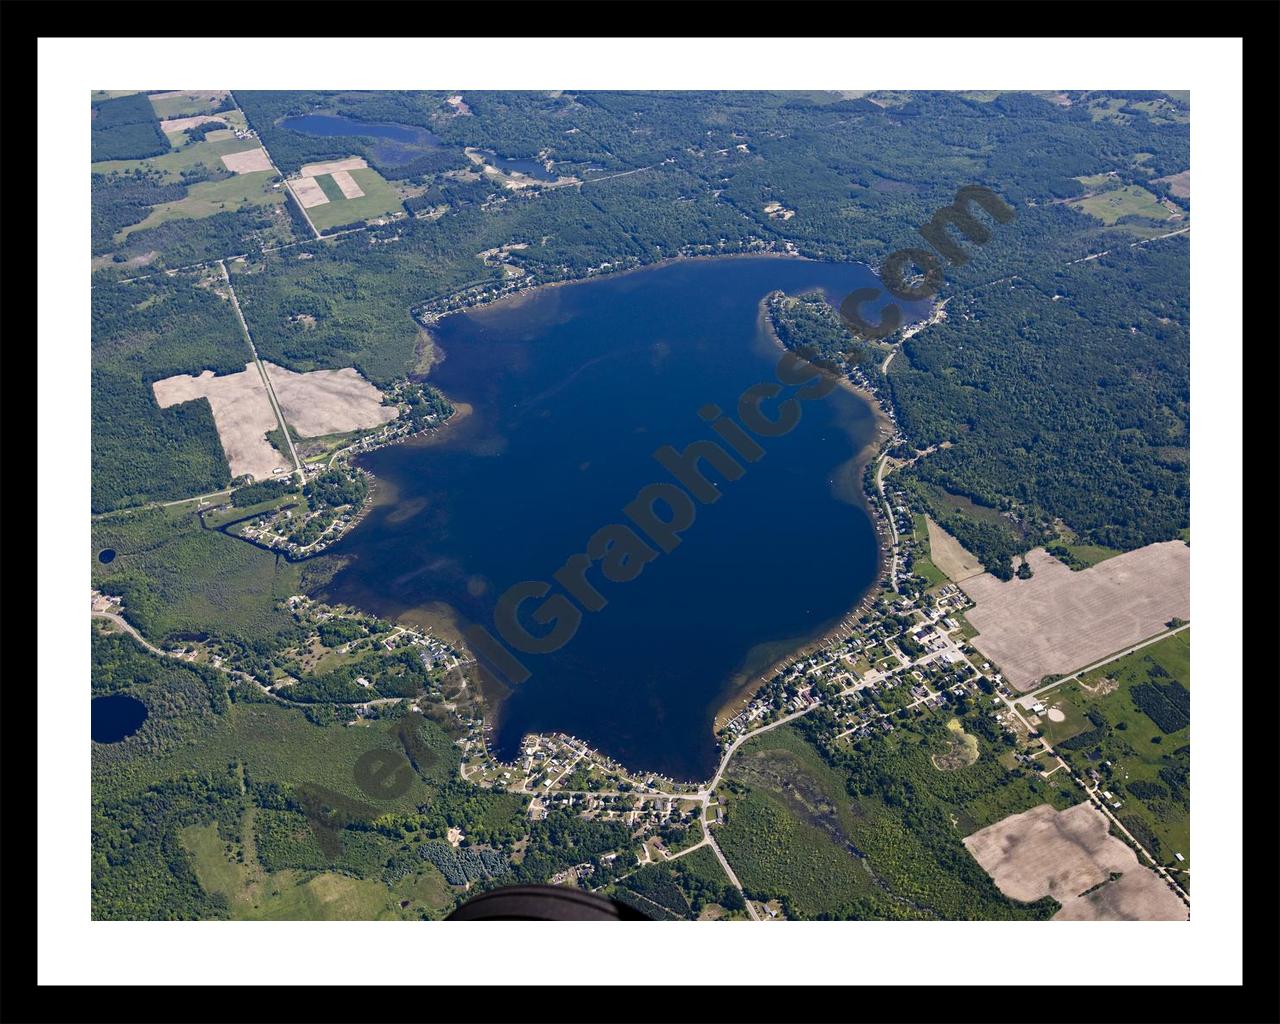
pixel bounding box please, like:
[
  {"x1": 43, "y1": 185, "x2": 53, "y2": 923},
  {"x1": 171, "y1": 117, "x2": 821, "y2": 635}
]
[{"x1": 319, "y1": 257, "x2": 916, "y2": 780}]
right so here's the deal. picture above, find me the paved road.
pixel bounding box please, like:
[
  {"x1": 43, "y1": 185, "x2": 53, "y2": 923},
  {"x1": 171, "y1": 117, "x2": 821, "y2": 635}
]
[
  {"x1": 1067, "y1": 225, "x2": 1190, "y2": 266},
  {"x1": 705, "y1": 831, "x2": 760, "y2": 920},
  {"x1": 996, "y1": 660, "x2": 1190, "y2": 906},
  {"x1": 225, "y1": 90, "x2": 321, "y2": 241},
  {"x1": 874, "y1": 453, "x2": 900, "y2": 591},
  {"x1": 92, "y1": 610, "x2": 404, "y2": 710},
  {"x1": 218, "y1": 260, "x2": 304, "y2": 482},
  {"x1": 1020, "y1": 622, "x2": 1191, "y2": 702}
]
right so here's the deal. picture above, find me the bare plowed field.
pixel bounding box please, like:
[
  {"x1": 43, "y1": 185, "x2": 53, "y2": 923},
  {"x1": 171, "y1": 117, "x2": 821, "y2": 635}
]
[
  {"x1": 925, "y1": 516, "x2": 984, "y2": 582},
  {"x1": 299, "y1": 156, "x2": 368, "y2": 178},
  {"x1": 289, "y1": 177, "x2": 329, "y2": 208},
  {"x1": 964, "y1": 803, "x2": 1187, "y2": 921},
  {"x1": 330, "y1": 169, "x2": 365, "y2": 199},
  {"x1": 262, "y1": 362, "x2": 398, "y2": 438},
  {"x1": 152, "y1": 363, "x2": 291, "y2": 481},
  {"x1": 959, "y1": 542, "x2": 1190, "y2": 689},
  {"x1": 221, "y1": 147, "x2": 273, "y2": 174}
]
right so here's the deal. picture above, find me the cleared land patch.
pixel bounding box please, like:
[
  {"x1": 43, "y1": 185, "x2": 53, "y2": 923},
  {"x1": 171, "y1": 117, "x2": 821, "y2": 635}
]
[
  {"x1": 299, "y1": 156, "x2": 368, "y2": 178},
  {"x1": 148, "y1": 90, "x2": 229, "y2": 120},
  {"x1": 925, "y1": 516, "x2": 985, "y2": 582},
  {"x1": 1070, "y1": 185, "x2": 1177, "y2": 226},
  {"x1": 93, "y1": 132, "x2": 259, "y2": 182},
  {"x1": 116, "y1": 171, "x2": 283, "y2": 239},
  {"x1": 304, "y1": 167, "x2": 405, "y2": 232},
  {"x1": 331, "y1": 169, "x2": 365, "y2": 199},
  {"x1": 152, "y1": 363, "x2": 291, "y2": 482},
  {"x1": 932, "y1": 718, "x2": 979, "y2": 770},
  {"x1": 289, "y1": 177, "x2": 330, "y2": 209},
  {"x1": 960, "y1": 542, "x2": 1190, "y2": 690},
  {"x1": 220, "y1": 147, "x2": 273, "y2": 174},
  {"x1": 315, "y1": 174, "x2": 347, "y2": 204},
  {"x1": 262, "y1": 362, "x2": 398, "y2": 438},
  {"x1": 964, "y1": 802, "x2": 1187, "y2": 920},
  {"x1": 1054, "y1": 630, "x2": 1191, "y2": 866},
  {"x1": 160, "y1": 114, "x2": 229, "y2": 135},
  {"x1": 1154, "y1": 170, "x2": 1190, "y2": 199}
]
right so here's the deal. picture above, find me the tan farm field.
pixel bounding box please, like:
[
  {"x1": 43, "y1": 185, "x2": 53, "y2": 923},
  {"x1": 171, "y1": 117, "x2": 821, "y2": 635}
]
[
  {"x1": 289, "y1": 177, "x2": 330, "y2": 209},
  {"x1": 925, "y1": 516, "x2": 984, "y2": 582},
  {"x1": 221, "y1": 147, "x2": 274, "y2": 174},
  {"x1": 330, "y1": 169, "x2": 366, "y2": 199},
  {"x1": 262, "y1": 362, "x2": 398, "y2": 438},
  {"x1": 964, "y1": 802, "x2": 1187, "y2": 921},
  {"x1": 299, "y1": 156, "x2": 368, "y2": 178},
  {"x1": 959, "y1": 541, "x2": 1190, "y2": 689},
  {"x1": 1154, "y1": 170, "x2": 1191, "y2": 199},
  {"x1": 152, "y1": 363, "x2": 291, "y2": 482},
  {"x1": 160, "y1": 114, "x2": 230, "y2": 135}
]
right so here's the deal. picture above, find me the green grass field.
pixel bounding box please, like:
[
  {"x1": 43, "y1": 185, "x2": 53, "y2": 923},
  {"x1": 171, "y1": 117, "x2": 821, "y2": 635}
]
[
  {"x1": 306, "y1": 167, "x2": 405, "y2": 232},
  {"x1": 1086, "y1": 97, "x2": 1130, "y2": 124},
  {"x1": 1054, "y1": 630, "x2": 1190, "y2": 865},
  {"x1": 148, "y1": 90, "x2": 232, "y2": 120},
  {"x1": 93, "y1": 127, "x2": 257, "y2": 182},
  {"x1": 1071, "y1": 185, "x2": 1175, "y2": 226},
  {"x1": 1035, "y1": 695, "x2": 1091, "y2": 746},
  {"x1": 118, "y1": 699, "x2": 450, "y2": 810},
  {"x1": 181, "y1": 816, "x2": 456, "y2": 920},
  {"x1": 1075, "y1": 172, "x2": 1119, "y2": 189},
  {"x1": 315, "y1": 173, "x2": 347, "y2": 204},
  {"x1": 1060, "y1": 543, "x2": 1123, "y2": 568},
  {"x1": 117, "y1": 171, "x2": 284, "y2": 239},
  {"x1": 907, "y1": 514, "x2": 949, "y2": 588}
]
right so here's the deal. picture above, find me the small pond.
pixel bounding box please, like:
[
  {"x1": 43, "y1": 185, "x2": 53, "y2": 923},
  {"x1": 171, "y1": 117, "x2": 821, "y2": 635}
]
[{"x1": 92, "y1": 693, "x2": 148, "y2": 743}]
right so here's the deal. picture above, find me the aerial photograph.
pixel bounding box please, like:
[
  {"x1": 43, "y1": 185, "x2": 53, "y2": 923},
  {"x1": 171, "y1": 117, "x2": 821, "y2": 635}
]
[{"x1": 87, "y1": 86, "x2": 1193, "y2": 923}]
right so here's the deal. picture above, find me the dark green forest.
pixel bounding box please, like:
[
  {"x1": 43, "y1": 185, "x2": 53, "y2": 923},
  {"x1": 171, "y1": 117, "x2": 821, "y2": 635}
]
[
  {"x1": 91, "y1": 92, "x2": 169, "y2": 162},
  {"x1": 888, "y1": 236, "x2": 1188, "y2": 573},
  {"x1": 91, "y1": 272, "x2": 251, "y2": 511}
]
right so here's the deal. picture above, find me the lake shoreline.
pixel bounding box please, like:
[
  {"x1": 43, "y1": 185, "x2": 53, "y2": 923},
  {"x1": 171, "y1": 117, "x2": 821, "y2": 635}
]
[
  {"x1": 709, "y1": 295, "x2": 899, "y2": 734},
  {"x1": 413, "y1": 248, "x2": 816, "y2": 354},
  {"x1": 331, "y1": 255, "x2": 910, "y2": 782}
]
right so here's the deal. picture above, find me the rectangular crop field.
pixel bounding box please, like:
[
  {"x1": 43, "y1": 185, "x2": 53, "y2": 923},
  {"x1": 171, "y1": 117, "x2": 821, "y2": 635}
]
[
  {"x1": 925, "y1": 516, "x2": 985, "y2": 582},
  {"x1": 964, "y1": 802, "x2": 1186, "y2": 920},
  {"x1": 305, "y1": 168, "x2": 405, "y2": 232},
  {"x1": 315, "y1": 174, "x2": 347, "y2": 204},
  {"x1": 960, "y1": 541, "x2": 1190, "y2": 690},
  {"x1": 220, "y1": 147, "x2": 273, "y2": 174},
  {"x1": 93, "y1": 130, "x2": 261, "y2": 182},
  {"x1": 262, "y1": 361, "x2": 399, "y2": 438},
  {"x1": 152, "y1": 363, "x2": 291, "y2": 481}
]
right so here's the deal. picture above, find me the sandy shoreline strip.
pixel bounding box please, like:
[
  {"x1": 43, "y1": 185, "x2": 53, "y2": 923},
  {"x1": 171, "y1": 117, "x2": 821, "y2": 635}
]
[{"x1": 709, "y1": 298, "x2": 900, "y2": 731}]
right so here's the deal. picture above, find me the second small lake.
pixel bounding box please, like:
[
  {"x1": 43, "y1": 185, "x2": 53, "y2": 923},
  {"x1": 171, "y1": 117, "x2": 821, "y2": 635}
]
[
  {"x1": 92, "y1": 693, "x2": 148, "y2": 744},
  {"x1": 279, "y1": 113, "x2": 443, "y2": 146}
]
